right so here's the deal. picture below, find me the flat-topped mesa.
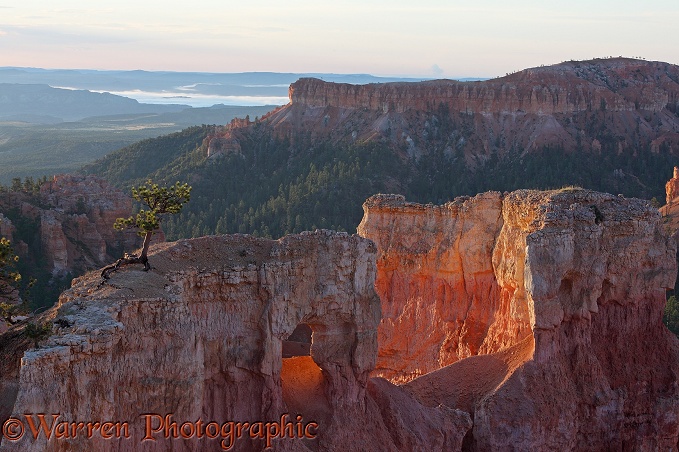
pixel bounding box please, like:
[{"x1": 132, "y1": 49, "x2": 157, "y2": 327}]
[
  {"x1": 359, "y1": 188, "x2": 679, "y2": 450},
  {"x1": 247, "y1": 58, "x2": 679, "y2": 158},
  {"x1": 2, "y1": 231, "x2": 471, "y2": 452},
  {"x1": 289, "y1": 59, "x2": 679, "y2": 115}
]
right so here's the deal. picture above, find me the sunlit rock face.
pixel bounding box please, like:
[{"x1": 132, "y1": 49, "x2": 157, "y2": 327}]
[
  {"x1": 666, "y1": 166, "x2": 679, "y2": 204},
  {"x1": 1, "y1": 232, "x2": 471, "y2": 452},
  {"x1": 359, "y1": 189, "x2": 679, "y2": 450},
  {"x1": 357, "y1": 192, "x2": 528, "y2": 383}
]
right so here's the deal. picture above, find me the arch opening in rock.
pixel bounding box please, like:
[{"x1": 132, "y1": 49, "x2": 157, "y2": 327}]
[
  {"x1": 282, "y1": 322, "x2": 312, "y2": 358},
  {"x1": 281, "y1": 322, "x2": 331, "y2": 441}
]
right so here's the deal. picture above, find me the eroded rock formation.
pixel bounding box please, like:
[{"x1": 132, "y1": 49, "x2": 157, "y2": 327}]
[
  {"x1": 0, "y1": 213, "x2": 13, "y2": 239},
  {"x1": 359, "y1": 189, "x2": 679, "y2": 450},
  {"x1": 288, "y1": 58, "x2": 679, "y2": 115},
  {"x1": 2, "y1": 187, "x2": 677, "y2": 451},
  {"x1": 1, "y1": 231, "x2": 471, "y2": 452},
  {"x1": 0, "y1": 175, "x2": 142, "y2": 277},
  {"x1": 39, "y1": 174, "x2": 142, "y2": 270},
  {"x1": 357, "y1": 192, "x2": 529, "y2": 382},
  {"x1": 251, "y1": 58, "x2": 679, "y2": 161}
]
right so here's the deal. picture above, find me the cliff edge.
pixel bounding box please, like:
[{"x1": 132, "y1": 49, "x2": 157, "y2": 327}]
[
  {"x1": 253, "y1": 58, "x2": 679, "y2": 162},
  {"x1": 359, "y1": 189, "x2": 679, "y2": 450},
  {"x1": 1, "y1": 231, "x2": 470, "y2": 452}
]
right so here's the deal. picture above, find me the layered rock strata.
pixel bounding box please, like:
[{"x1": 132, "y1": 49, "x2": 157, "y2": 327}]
[
  {"x1": 359, "y1": 189, "x2": 679, "y2": 450},
  {"x1": 255, "y1": 58, "x2": 679, "y2": 159},
  {"x1": 1, "y1": 232, "x2": 471, "y2": 452},
  {"x1": 288, "y1": 58, "x2": 679, "y2": 115},
  {"x1": 358, "y1": 192, "x2": 529, "y2": 382},
  {"x1": 3, "y1": 187, "x2": 678, "y2": 451}
]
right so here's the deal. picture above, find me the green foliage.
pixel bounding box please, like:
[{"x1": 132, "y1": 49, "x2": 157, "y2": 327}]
[
  {"x1": 86, "y1": 116, "x2": 679, "y2": 243},
  {"x1": 0, "y1": 237, "x2": 21, "y2": 301},
  {"x1": 0, "y1": 301, "x2": 27, "y2": 322},
  {"x1": 161, "y1": 139, "x2": 408, "y2": 239},
  {"x1": 24, "y1": 321, "x2": 52, "y2": 348},
  {"x1": 664, "y1": 295, "x2": 679, "y2": 337},
  {"x1": 74, "y1": 197, "x2": 87, "y2": 214},
  {"x1": 83, "y1": 126, "x2": 211, "y2": 188},
  {"x1": 114, "y1": 180, "x2": 192, "y2": 236},
  {"x1": 0, "y1": 105, "x2": 274, "y2": 185}
]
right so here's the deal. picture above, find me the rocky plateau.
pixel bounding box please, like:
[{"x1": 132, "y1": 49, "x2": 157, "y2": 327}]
[{"x1": 208, "y1": 58, "x2": 679, "y2": 169}]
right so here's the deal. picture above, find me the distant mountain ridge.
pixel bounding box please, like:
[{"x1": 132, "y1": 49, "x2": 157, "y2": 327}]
[
  {"x1": 0, "y1": 83, "x2": 187, "y2": 122},
  {"x1": 0, "y1": 67, "x2": 434, "y2": 109}
]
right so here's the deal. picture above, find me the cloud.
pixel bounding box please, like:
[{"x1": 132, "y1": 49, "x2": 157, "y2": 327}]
[{"x1": 430, "y1": 64, "x2": 444, "y2": 77}]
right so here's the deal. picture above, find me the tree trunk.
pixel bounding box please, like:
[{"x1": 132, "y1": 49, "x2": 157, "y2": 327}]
[
  {"x1": 100, "y1": 232, "x2": 153, "y2": 278},
  {"x1": 140, "y1": 232, "x2": 152, "y2": 271}
]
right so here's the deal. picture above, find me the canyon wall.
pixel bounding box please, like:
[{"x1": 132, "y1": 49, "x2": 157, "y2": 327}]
[
  {"x1": 359, "y1": 189, "x2": 679, "y2": 450},
  {"x1": 0, "y1": 175, "x2": 142, "y2": 277},
  {"x1": 3, "y1": 187, "x2": 678, "y2": 451},
  {"x1": 288, "y1": 59, "x2": 679, "y2": 115},
  {"x1": 1, "y1": 232, "x2": 471, "y2": 452},
  {"x1": 356, "y1": 193, "x2": 531, "y2": 383},
  {"x1": 667, "y1": 166, "x2": 679, "y2": 204},
  {"x1": 257, "y1": 58, "x2": 679, "y2": 159},
  {"x1": 38, "y1": 174, "x2": 142, "y2": 273}
]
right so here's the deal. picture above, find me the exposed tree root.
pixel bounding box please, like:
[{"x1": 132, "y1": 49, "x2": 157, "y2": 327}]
[{"x1": 101, "y1": 253, "x2": 150, "y2": 279}]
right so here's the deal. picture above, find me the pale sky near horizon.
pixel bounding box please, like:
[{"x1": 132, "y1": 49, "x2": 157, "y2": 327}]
[{"x1": 0, "y1": 0, "x2": 677, "y2": 78}]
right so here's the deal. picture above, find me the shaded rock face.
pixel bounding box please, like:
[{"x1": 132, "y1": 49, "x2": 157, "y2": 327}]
[
  {"x1": 205, "y1": 117, "x2": 253, "y2": 158},
  {"x1": 1, "y1": 175, "x2": 140, "y2": 278},
  {"x1": 255, "y1": 58, "x2": 679, "y2": 160},
  {"x1": 32, "y1": 174, "x2": 141, "y2": 275},
  {"x1": 0, "y1": 213, "x2": 13, "y2": 239},
  {"x1": 1, "y1": 232, "x2": 470, "y2": 452},
  {"x1": 359, "y1": 189, "x2": 679, "y2": 450}
]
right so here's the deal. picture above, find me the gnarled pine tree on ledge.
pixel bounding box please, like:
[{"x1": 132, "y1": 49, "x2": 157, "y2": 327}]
[{"x1": 101, "y1": 180, "x2": 191, "y2": 279}]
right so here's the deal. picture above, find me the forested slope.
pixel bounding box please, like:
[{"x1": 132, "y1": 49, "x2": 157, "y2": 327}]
[{"x1": 83, "y1": 121, "x2": 679, "y2": 241}]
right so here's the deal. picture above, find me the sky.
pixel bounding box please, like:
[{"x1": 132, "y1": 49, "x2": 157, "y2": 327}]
[{"x1": 0, "y1": 0, "x2": 678, "y2": 78}]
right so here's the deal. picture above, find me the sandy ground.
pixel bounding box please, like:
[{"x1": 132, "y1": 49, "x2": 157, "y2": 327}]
[{"x1": 404, "y1": 335, "x2": 535, "y2": 412}]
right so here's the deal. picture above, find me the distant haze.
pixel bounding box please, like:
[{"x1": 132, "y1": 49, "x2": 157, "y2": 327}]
[
  {"x1": 0, "y1": 68, "x2": 433, "y2": 107},
  {"x1": 0, "y1": 1, "x2": 677, "y2": 78}
]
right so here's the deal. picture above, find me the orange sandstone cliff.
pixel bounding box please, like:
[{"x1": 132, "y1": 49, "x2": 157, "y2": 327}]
[
  {"x1": 359, "y1": 189, "x2": 679, "y2": 450},
  {"x1": 1, "y1": 188, "x2": 677, "y2": 451}
]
